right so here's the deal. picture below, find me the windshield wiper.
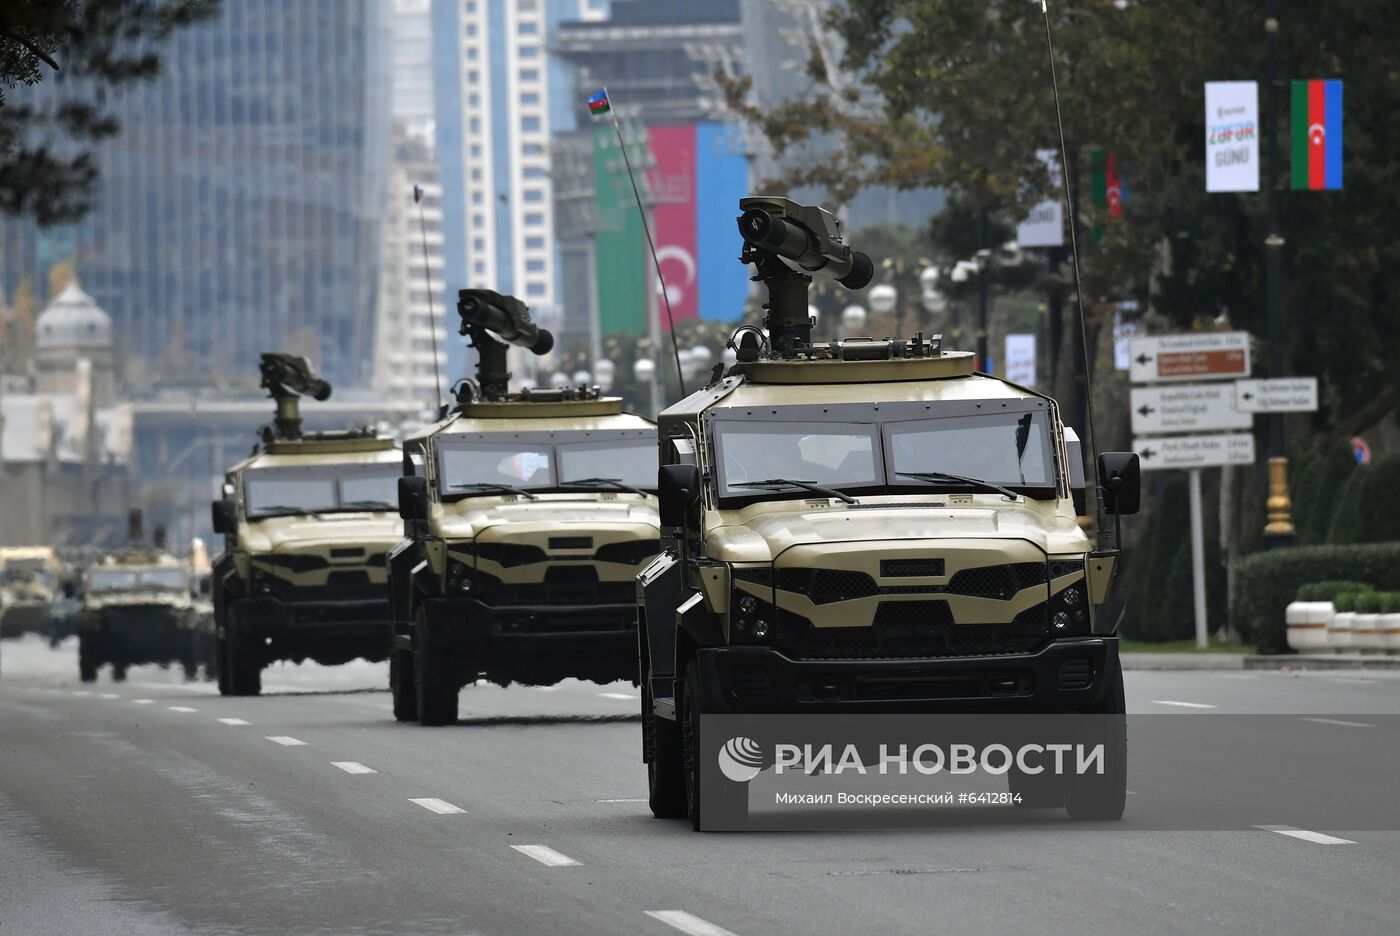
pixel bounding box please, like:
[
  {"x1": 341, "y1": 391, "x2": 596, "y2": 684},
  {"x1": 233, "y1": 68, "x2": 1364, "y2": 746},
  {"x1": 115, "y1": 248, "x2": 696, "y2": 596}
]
[
  {"x1": 896, "y1": 471, "x2": 1020, "y2": 501},
  {"x1": 449, "y1": 482, "x2": 539, "y2": 501},
  {"x1": 338, "y1": 499, "x2": 396, "y2": 511},
  {"x1": 561, "y1": 477, "x2": 649, "y2": 496},
  {"x1": 731, "y1": 479, "x2": 856, "y2": 504},
  {"x1": 250, "y1": 505, "x2": 319, "y2": 519}
]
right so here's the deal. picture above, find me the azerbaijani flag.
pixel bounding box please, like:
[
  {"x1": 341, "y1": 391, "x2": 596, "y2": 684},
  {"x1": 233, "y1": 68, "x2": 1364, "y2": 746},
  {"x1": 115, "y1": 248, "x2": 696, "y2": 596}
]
[
  {"x1": 1090, "y1": 149, "x2": 1122, "y2": 220},
  {"x1": 587, "y1": 89, "x2": 611, "y2": 117},
  {"x1": 1291, "y1": 79, "x2": 1342, "y2": 190}
]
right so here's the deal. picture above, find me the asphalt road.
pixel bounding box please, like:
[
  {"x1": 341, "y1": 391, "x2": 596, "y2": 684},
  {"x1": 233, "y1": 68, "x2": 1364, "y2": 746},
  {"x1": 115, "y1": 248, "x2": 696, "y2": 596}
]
[{"x1": 3, "y1": 635, "x2": 1399, "y2": 936}]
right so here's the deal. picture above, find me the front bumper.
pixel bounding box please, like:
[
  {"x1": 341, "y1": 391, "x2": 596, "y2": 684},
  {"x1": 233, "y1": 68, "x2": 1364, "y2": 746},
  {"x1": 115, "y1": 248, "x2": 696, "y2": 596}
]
[
  {"x1": 424, "y1": 595, "x2": 635, "y2": 659},
  {"x1": 232, "y1": 596, "x2": 390, "y2": 639},
  {"x1": 695, "y1": 637, "x2": 1117, "y2": 714}
]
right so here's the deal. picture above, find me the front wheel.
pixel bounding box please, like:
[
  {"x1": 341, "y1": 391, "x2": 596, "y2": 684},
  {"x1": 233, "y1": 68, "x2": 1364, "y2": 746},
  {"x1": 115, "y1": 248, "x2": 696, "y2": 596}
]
[
  {"x1": 414, "y1": 606, "x2": 457, "y2": 726},
  {"x1": 645, "y1": 683, "x2": 685, "y2": 819},
  {"x1": 221, "y1": 604, "x2": 262, "y2": 697},
  {"x1": 390, "y1": 645, "x2": 418, "y2": 722},
  {"x1": 1064, "y1": 653, "x2": 1127, "y2": 821},
  {"x1": 78, "y1": 636, "x2": 99, "y2": 683}
]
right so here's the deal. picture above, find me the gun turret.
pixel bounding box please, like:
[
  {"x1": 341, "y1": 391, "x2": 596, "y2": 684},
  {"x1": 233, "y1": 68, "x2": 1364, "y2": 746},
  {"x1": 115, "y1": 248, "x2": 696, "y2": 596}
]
[
  {"x1": 259, "y1": 352, "x2": 333, "y2": 440},
  {"x1": 456, "y1": 289, "x2": 555, "y2": 403}
]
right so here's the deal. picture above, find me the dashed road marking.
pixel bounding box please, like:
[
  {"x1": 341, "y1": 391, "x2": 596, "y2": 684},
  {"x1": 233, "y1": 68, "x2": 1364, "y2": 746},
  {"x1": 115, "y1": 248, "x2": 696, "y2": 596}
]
[
  {"x1": 1150, "y1": 700, "x2": 1216, "y2": 709},
  {"x1": 511, "y1": 844, "x2": 580, "y2": 867},
  {"x1": 332, "y1": 761, "x2": 377, "y2": 775},
  {"x1": 410, "y1": 797, "x2": 465, "y2": 815},
  {"x1": 596, "y1": 798, "x2": 647, "y2": 803},
  {"x1": 266, "y1": 736, "x2": 307, "y2": 746},
  {"x1": 599, "y1": 692, "x2": 639, "y2": 701},
  {"x1": 645, "y1": 910, "x2": 741, "y2": 936},
  {"x1": 98, "y1": 693, "x2": 121, "y2": 699},
  {"x1": 167, "y1": 706, "x2": 198, "y2": 713},
  {"x1": 217, "y1": 717, "x2": 250, "y2": 726},
  {"x1": 72, "y1": 690, "x2": 92, "y2": 697},
  {"x1": 1255, "y1": 825, "x2": 1356, "y2": 845},
  {"x1": 132, "y1": 699, "x2": 155, "y2": 705},
  {"x1": 1302, "y1": 717, "x2": 1375, "y2": 729}
]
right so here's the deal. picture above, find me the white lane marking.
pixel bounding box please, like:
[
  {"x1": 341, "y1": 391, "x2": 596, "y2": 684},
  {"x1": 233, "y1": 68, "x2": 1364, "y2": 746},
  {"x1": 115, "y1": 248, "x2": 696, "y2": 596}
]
[
  {"x1": 132, "y1": 699, "x2": 155, "y2": 705},
  {"x1": 596, "y1": 797, "x2": 647, "y2": 803},
  {"x1": 600, "y1": 692, "x2": 639, "y2": 700},
  {"x1": 332, "y1": 761, "x2": 377, "y2": 775},
  {"x1": 1331, "y1": 677, "x2": 1380, "y2": 685},
  {"x1": 1255, "y1": 825, "x2": 1357, "y2": 845},
  {"x1": 217, "y1": 717, "x2": 251, "y2": 726},
  {"x1": 410, "y1": 797, "x2": 465, "y2": 815},
  {"x1": 1150, "y1": 700, "x2": 1216, "y2": 709},
  {"x1": 72, "y1": 690, "x2": 92, "y2": 697},
  {"x1": 266, "y1": 736, "x2": 307, "y2": 746},
  {"x1": 1302, "y1": 717, "x2": 1376, "y2": 729},
  {"x1": 645, "y1": 910, "x2": 741, "y2": 936},
  {"x1": 511, "y1": 844, "x2": 580, "y2": 867},
  {"x1": 167, "y1": 706, "x2": 198, "y2": 713},
  {"x1": 1126, "y1": 790, "x2": 1139, "y2": 796},
  {"x1": 99, "y1": 693, "x2": 121, "y2": 699}
]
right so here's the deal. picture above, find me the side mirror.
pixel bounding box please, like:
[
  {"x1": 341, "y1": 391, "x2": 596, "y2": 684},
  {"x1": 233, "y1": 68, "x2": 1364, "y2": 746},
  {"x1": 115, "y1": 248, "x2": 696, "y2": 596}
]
[
  {"x1": 211, "y1": 498, "x2": 237, "y2": 534},
  {"x1": 658, "y1": 464, "x2": 701, "y2": 528},
  {"x1": 1098, "y1": 452, "x2": 1141, "y2": 516},
  {"x1": 398, "y1": 475, "x2": 429, "y2": 521}
]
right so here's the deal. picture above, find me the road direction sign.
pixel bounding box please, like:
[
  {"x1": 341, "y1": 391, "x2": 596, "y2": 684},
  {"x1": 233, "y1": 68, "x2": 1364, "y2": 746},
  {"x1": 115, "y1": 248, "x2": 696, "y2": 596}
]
[
  {"x1": 1133, "y1": 433, "x2": 1257, "y2": 471},
  {"x1": 1129, "y1": 331, "x2": 1251, "y2": 384},
  {"x1": 1234, "y1": 377, "x2": 1319, "y2": 413},
  {"x1": 1130, "y1": 383, "x2": 1253, "y2": 434}
]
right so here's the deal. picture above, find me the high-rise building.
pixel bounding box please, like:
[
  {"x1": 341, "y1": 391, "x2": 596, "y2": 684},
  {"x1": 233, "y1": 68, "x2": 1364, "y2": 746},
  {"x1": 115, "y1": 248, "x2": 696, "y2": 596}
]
[{"x1": 0, "y1": 0, "x2": 393, "y2": 389}]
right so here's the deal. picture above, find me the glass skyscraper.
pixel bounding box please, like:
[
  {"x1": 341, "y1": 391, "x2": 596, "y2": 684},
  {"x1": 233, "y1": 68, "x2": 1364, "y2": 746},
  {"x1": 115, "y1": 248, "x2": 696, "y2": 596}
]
[{"x1": 0, "y1": 0, "x2": 392, "y2": 388}]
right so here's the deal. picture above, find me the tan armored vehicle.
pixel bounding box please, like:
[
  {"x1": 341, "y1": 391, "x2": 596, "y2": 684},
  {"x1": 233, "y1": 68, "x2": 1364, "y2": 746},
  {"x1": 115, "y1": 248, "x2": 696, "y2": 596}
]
[
  {"x1": 210, "y1": 354, "x2": 403, "y2": 696},
  {"x1": 390, "y1": 290, "x2": 660, "y2": 725},
  {"x1": 638, "y1": 197, "x2": 1141, "y2": 828},
  {"x1": 77, "y1": 515, "x2": 200, "y2": 682},
  {"x1": 0, "y1": 546, "x2": 62, "y2": 639}
]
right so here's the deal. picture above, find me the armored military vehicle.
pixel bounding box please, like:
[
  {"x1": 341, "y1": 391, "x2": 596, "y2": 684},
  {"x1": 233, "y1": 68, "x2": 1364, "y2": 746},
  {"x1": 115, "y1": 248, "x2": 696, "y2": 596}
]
[
  {"x1": 0, "y1": 547, "x2": 62, "y2": 639},
  {"x1": 210, "y1": 354, "x2": 403, "y2": 696},
  {"x1": 390, "y1": 290, "x2": 660, "y2": 725},
  {"x1": 77, "y1": 515, "x2": 201, "y2": 682},
  {"x1": 637, "y1": 197, "x2": 1141, "y2": 828}
]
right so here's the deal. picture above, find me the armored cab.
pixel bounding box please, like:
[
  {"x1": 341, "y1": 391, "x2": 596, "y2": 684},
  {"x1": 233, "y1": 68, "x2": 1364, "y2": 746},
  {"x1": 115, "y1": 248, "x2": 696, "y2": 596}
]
[
  {"x1": 637, "y1": 197, "x2": 1142, "y2": 828},
  {"x1": 389, "y1": 289, "x2": 660, "y2": 725},
  {"x1": 77, "y1": 514, "x2": 200, "y2": 682},
  {"x1": 210, "y1": 353, "x2": 403, "y2": 696},
  {"x1": 0, "y1": 547, "x2": 63, "y2": 640}
]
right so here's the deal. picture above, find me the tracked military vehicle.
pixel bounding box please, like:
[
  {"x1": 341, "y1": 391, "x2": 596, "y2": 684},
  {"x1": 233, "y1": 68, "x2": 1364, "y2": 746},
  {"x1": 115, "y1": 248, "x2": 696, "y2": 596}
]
[
  {"x1": 390, "y1": 290, "x2": 660, "y2": 725},
  {"x1": 210, "y1": 354, "x2": 403, "y2": 696},
  {"x1": 638, "y1": 196, "x2": 1141, "y2": 828},
  {"x1": 77, "y1": 514, "x2": 200, "y2": 682}
]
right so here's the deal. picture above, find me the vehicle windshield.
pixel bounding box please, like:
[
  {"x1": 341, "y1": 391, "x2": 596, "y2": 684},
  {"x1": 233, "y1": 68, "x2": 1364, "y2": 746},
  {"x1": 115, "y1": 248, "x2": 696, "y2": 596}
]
[
  {"x1": 88, "y1": 568, "x2": 187, "y2": 591},
  {"x1": 2, "y1": 560, "x2": 54, "y2": 587},
  {"x1": 242, "y1": 464, "x2": 401, "y2": 519},
  {"x1": 713, "y1": 406, "x2": 1057, "y2": 500},
  {"x1": 89, "y1": 569, "x2": 139, "y2": 591},
  {"x1": 139, "y1": 568, "x2": 188, "y2": 590},
  {"x1": 437, "y1": 435, "x2": 658, "y2": 496}
]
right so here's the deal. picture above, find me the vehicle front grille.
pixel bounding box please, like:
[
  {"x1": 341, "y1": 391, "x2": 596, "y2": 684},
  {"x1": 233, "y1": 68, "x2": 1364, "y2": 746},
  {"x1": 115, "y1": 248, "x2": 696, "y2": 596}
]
[
  {"x1": 472, "y1": 566, "x2": 634, "y2": 607},
  {"x1": 773, "y1": 561, "x2": 1051, "y2": 604},
  {"x1": 774, "y1": 600, "x2": 1050, "y2": 660},
  {"x1": 268, "y1": 569, "x2": 384, "y2": 604}
]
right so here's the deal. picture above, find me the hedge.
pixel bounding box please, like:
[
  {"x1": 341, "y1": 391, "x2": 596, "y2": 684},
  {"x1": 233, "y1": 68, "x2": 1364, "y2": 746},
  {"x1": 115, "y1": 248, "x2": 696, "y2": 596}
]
[
  {"x1": 1296, "y1": 580, "x2": 1373, "y2": 602},
  {"x1": 1231, "y1": 542, "x2": 1400, "y2": 652}
]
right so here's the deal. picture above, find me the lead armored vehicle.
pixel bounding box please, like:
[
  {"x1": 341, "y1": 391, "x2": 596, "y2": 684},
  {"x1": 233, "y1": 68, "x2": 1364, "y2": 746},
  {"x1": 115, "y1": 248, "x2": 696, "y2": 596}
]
[
  {"x1": 638, "y1": 197, "x2": 1141, "y2": 828},
  {"x1": 210, "y1": 354, "x2": 403, "y2": 696},
  {"x1": 390, "y1": 290, "x2": 660, "y2": 725},
  {"x1": 77, "y1": 515, "x2": 200, "y2": 682}
]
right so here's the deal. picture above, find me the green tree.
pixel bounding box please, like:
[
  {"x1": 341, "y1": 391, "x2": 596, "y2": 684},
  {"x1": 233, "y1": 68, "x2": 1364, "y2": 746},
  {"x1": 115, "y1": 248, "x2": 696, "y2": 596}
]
[{"x1": 0, "y1": 0, "x2": 218, "y2": 224}]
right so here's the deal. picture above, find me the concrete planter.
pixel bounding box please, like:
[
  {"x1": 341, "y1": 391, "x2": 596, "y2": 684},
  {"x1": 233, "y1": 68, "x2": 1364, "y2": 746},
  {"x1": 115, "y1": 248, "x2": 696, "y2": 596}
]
[
  {"x1": 1351, "y1": 613, "x2": 1382, "y2": 654},
  {"x1": 1380, "y1": 613, "x2": 1400, "y2": 655},
  {"x1": 1327, "y1": 611, "x2": 1355, "y2": 653},
  {"x1": 1286, "y1": 601, "x2": 1333, "y2": 653}
]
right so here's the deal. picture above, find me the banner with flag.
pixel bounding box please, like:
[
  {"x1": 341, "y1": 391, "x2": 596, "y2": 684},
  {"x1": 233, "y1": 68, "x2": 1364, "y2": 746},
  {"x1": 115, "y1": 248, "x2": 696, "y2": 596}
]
[
  {"x1": 587, "y1": 89, "x2": 611, "y2": 117},
  {"x1": 1090, "y1": 149, "x2": 1123, "y2": 219},
  {"x1": 1291, "y1": 79, "x2": 1342, "y2": 190}
]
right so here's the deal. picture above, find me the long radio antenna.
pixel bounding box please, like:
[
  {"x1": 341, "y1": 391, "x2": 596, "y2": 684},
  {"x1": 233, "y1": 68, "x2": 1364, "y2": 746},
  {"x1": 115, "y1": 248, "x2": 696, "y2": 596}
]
[
  {"x1": 1040, "y1": 0, "x2": 1110, "y2": 548},
  {"x1": 414, "y1": 184, "x2": 445, "y2": 412}
]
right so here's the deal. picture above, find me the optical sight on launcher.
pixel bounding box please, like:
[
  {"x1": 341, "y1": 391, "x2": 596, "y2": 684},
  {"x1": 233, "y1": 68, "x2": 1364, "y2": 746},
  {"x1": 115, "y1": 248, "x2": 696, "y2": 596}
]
[
  {"x1": 456, "y1": 288, "x2": 578, "y2": 405},
  {"x1": 259, "y1": 352, "x2": 333, "y2": 440}
]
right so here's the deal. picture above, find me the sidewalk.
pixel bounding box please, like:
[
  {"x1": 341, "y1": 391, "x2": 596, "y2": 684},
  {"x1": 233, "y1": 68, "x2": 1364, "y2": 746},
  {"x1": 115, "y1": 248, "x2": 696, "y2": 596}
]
[{"x1": 1121, "y1": 652, "x2": 1400, "y2": 671}]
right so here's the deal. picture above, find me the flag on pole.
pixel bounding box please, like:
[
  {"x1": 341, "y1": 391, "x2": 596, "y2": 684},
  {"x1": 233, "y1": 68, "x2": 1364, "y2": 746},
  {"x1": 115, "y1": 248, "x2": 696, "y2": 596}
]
[
  {"x1": 1090, "y1": 150, "x2": 1123, "y2": 219},
  {"x1": 413, "y1": 184, "x2": 424, "y2": 204},
  {"x1": 1291, "y1": 79, "x2": 1342, "y2": 190},
  {"x1": 587, "y1": 89, "x2": 611, "y2": 117}
]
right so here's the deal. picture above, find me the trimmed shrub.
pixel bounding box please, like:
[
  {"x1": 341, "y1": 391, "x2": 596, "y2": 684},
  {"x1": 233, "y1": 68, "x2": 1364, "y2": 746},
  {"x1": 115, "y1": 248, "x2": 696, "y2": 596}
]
[
  {"x1": 1353, "y1": 591, "x2": 1383, "y2": 613},
  {"x1": 1380, "y1": 592, "x2": 1400, "y2": 614},
  {"x1": 1232, "y1": 542, "x2": 1400, "y2": 652},
  {"x1": 1296, "y1": 580, "x2": 1374, "y2": 601},
  {"x1": 1296, "y1": 443, "x2": 1356, "y2": 545},
  {"x1": 1356, "y1": 456, "x2": 1400, "y2": 543},
  {"x1": 1333, "y1": 591, "x2": 1363, "y2": 613}
]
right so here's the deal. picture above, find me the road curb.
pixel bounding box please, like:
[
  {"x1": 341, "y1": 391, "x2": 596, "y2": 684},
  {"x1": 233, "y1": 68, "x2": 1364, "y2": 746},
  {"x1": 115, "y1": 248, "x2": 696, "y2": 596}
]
[
  {"x1": 1243, "y1": 654, "x2": 1400, "y2": 671},
  {"x1": 1121, "y1": 653, "x2": 1245, "y2": 671}
]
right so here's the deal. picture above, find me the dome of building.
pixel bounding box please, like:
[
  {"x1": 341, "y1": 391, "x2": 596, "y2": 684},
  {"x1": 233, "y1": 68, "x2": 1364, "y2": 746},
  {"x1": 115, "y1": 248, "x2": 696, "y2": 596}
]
[{"x1": 36, "y1": 280, "x2": 113, "y2": 350}]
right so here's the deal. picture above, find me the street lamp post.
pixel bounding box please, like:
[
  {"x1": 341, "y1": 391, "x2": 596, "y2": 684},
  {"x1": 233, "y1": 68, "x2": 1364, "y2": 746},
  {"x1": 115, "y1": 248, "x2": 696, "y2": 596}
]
[{"x1": 1262, "y1": 0, "x2": 1294, "y2": 548}]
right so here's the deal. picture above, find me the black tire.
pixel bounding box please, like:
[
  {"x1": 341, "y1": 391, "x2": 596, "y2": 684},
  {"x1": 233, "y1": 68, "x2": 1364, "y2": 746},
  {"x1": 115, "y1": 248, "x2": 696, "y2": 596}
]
[
  {"x1": 112, "y1": 662, "x2": 128, "y2": 683},
  {"x1": 78, "y1": 636, "x2": 99, "y2": 683},
  {"x1": 223, "y1": 604, "x2": 262, "y2": 697},
  {"x1": 414, "y1": 606, "x2": 457, "y2": 726},
  {"x1": 681, "y1": 658, "x2": 747, "y2": 831},
  {"x1": 1064, "y1": 653, "x2": 1127, "y2": 821},
  {"x1": 390, "y1": 646, "x2": 418, "y2": 722},
  {"x1": 645, "y1": 683, "x2": 685, "y2": 819}
]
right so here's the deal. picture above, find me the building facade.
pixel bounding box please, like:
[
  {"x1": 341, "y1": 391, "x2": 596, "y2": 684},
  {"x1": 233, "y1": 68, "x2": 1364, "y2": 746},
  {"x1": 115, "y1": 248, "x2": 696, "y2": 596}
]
[{"x1": 0, "y1": 0, "x2": 393, "y2": 389}]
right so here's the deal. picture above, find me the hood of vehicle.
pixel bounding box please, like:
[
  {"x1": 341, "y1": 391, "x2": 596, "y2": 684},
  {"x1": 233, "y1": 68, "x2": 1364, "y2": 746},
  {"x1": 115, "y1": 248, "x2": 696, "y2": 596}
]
[
  {"x1": 435, "y1": 496, "x2": 659, "y2": 541},
  {"x1": 240, "y1": 513, "x2": 404, "y2": 553},
  {"x1": 709, "y1": 502, "x2": 1089, "y2": 563}
]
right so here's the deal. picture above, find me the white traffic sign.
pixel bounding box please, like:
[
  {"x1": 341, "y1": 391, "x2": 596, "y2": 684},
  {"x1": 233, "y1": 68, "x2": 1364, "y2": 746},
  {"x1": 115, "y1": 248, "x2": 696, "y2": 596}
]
[
  {"x1": 1129, "y1": 331, "x2": 1251, "y2": 384},
  {"x1": 1133, "y1": 433, "x2": 1256, "y2": 471},
  {"x1": 1130, "y1": 383, "x2": 1253, "y2": 434},
  {"x1": 1234, "y1": 377, "x2": 1319, "y2": 413}
]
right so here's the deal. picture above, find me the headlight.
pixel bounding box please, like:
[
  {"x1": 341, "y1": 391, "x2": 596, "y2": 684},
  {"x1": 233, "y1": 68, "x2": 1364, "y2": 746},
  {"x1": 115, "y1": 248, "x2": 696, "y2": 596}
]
[
  {"x1": 1050, "y1": 563, "x2": 1090, "y2": 637},
  {"x1": 446, "y1": 559, "x2": 473, "y2": 593},
  {"x1": 250, "y1": 568, "x2": 274, "y2": 595},
  {"x1": 730, "y1": 587, "x2": 775, "y2": 643}
]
